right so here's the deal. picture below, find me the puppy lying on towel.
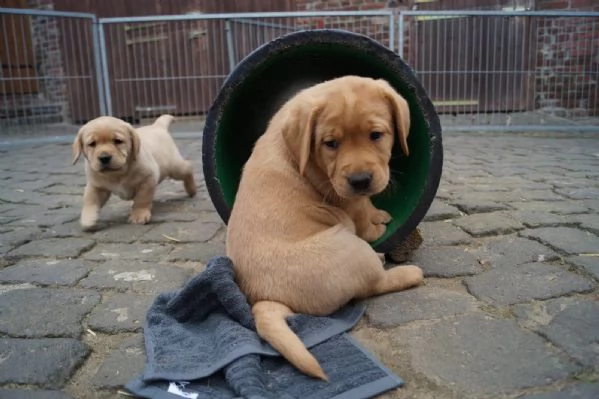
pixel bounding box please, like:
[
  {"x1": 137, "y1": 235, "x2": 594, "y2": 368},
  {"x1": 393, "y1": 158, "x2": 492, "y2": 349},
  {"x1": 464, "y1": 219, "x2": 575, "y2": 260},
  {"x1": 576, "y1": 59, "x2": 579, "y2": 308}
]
[
  {"x1": 226, "y1": 76, "x2": 424, "y2": 381},
  {"x1": 72, "y1": 115, "x2": 196, "y2": 230}
]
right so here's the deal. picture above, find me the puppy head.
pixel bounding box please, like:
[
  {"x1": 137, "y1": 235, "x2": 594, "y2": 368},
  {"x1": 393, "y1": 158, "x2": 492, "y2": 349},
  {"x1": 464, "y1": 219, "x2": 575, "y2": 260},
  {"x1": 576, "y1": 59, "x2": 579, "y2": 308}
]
[
  {"x1": 283, "y1": 76, "x2": 410, "y2": 199},
  {"x1": 72, "y1": 116, "x2": 140, "y2": 172}
]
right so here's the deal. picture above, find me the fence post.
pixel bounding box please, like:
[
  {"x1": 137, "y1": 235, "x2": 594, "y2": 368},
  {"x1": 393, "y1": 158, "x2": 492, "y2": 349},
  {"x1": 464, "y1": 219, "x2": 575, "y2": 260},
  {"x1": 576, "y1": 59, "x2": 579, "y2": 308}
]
[
  {"x1": 97, "y1": 21, "x2": 113, "y2": 115},
  {"x1": 388, "y1": 12, "x2": 395, "y2": 53},
  {"x1": 397, "y1": 12, "x2": 404, "y2": 57},
  {"x1": 91, "y1": 16, "x2": 107, "y2": 116},
  {"x1": 225, "y1": 19, "x2": 237, "y2": 72}
]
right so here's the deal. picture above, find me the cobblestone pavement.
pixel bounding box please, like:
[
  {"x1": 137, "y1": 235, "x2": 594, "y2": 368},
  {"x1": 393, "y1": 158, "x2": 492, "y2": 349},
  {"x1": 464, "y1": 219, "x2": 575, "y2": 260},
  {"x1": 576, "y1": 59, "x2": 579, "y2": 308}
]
[{"x1": 0, "y1": 132, "x2": 598, "y2": 399}]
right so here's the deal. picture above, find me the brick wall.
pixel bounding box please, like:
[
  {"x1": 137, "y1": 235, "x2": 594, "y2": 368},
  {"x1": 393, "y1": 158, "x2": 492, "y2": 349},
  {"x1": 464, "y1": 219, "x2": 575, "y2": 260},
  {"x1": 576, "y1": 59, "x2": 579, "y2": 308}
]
[
  {"x1": 29, "y1": 0, "x2": 69, "y2": 121},
  {"x1": 535, "y1": 0, "x2": 599, "y2": 115},
  {"x1": 0, "y1": 0, "x2": 68, "y2": 123}
]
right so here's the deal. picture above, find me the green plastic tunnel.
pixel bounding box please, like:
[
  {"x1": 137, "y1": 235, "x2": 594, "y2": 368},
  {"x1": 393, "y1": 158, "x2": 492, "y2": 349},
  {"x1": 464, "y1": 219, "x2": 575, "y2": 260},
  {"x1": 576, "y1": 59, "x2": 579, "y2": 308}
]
[{"x1": 202, "y1": 29, "x2": 443, "y2": 254}]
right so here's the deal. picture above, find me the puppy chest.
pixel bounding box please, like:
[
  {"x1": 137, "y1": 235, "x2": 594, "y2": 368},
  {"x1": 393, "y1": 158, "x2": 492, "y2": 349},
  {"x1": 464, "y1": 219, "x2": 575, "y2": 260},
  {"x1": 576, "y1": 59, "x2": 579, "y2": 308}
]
[{"x1": 113, "y1": 186, "x2": 136, "y2": 200}]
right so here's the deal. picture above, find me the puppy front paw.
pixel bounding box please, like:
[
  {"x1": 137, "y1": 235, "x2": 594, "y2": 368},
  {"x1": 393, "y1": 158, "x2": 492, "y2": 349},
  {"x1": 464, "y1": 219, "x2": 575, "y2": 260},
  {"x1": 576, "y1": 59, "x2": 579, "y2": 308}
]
[
  {"x1": 80, "y1": 208, "x2": 99, "y2": 231},
  {"x1": 128, "y1": 208, "x2": 151, "y2": 224},
  {"x1": 361, "y1": 222, "x2": 387, "y2": 243},
  {"x1": 372, "y1": 209, "x2": 392, "y2": 225}
]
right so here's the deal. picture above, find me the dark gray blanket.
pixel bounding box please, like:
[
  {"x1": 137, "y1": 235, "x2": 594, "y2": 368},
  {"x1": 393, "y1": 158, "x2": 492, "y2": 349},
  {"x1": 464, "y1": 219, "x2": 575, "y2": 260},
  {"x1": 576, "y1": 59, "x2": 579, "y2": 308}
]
[{"x1": 125, "y1": 256, "x2": 403, "y2": 399}]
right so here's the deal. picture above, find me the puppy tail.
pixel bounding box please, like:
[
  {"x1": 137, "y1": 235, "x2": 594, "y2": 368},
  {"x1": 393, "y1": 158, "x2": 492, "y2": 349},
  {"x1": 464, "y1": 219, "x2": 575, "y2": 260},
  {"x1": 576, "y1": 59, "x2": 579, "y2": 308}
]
[
  {"x1": 252, "y1": 300, "x2": 328, "y2": 382},
  {"x1": 154, "y1": 114, "x2": 175, "y2": 129}
]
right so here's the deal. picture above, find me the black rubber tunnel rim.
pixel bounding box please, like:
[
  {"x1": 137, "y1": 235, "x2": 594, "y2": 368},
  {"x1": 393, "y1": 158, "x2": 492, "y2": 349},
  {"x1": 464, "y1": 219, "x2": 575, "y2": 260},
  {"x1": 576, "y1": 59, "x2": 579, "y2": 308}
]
[{"x1": 202, "y1": 29, "x2": 443, "y2": 254}]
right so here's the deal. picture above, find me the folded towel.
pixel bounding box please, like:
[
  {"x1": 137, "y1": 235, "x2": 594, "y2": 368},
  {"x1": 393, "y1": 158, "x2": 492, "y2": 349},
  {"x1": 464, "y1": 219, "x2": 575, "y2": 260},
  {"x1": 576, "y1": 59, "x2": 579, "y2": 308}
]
[{"x1": 125, "y1": 256, "x2": 403, "y2": 399}]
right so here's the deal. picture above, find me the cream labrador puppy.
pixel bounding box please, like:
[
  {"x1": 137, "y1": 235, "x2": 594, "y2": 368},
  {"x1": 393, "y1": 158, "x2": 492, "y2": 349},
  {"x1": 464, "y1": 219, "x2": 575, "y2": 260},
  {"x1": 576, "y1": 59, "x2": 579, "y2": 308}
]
[
  {"x1": 72, "y1": 114, "x2": 196, "y2": 230},
  {"x1": 226, "y1": 76, "x2": 424, "y2": 381}
]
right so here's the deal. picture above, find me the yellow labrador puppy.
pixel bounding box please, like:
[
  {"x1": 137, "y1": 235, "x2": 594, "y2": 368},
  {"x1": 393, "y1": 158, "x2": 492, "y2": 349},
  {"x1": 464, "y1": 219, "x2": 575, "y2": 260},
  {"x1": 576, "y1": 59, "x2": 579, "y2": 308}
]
[
  {"x1": 72, "y1": 114, "x2": 196, "y2": 230},
  {"x1": 226, "y1": 76, "x2": 424, "y2": 381}
]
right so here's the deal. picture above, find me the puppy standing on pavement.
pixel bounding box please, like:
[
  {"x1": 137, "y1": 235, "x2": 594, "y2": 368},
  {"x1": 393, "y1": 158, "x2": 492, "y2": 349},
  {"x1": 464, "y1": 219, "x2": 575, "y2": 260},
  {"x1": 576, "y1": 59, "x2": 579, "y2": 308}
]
[
  {"x1": 226, "y1": 76, "x2": 424, "y2": 381},
  {"x1": 72, "y1": 114, "x2": 196, "y2": 230}
]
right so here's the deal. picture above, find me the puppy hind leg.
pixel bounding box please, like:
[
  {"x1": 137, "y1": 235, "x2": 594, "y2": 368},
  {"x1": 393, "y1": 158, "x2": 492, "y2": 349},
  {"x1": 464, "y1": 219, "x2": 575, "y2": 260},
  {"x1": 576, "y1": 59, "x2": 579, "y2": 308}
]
[
  {"x1": 358, "y1": 263, "x2": 424, "y2": 299},
  {"x1": 374, "y1": 265, "x2": 423, "y2": 296},
  {"x1": 170, "y1": 160, "x2": 196, "y2": 197}
]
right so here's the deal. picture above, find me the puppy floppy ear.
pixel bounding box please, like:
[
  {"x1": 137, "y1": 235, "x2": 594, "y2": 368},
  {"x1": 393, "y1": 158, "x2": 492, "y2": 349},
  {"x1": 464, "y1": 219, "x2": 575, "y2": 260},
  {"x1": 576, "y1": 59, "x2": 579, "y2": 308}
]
[
  {"x1": 378, "y1": 80, "x2": 411, "y2": 156},
  {"x1": 123, "y1": 122, "x2": 141, "y2": 162},
  {"x1": 72, "y1": 126, "x2": 85, "y2": 165},
  {"x1": 282, "y1": 102, "x2": 321, "y2": 176}
]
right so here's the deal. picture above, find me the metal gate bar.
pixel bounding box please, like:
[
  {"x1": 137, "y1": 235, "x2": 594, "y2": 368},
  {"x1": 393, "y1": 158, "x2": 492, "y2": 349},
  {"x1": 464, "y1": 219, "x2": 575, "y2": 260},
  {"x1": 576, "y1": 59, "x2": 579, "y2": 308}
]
[
  {"x1": 0, "y1": 7, "x2": 104, "y2": 136},
  {"x1": 399, "y1": 10, "x2": 599, "y2": 132},
  {"x1": 97, "y1": 10, "x2": 394, "y2": 119}
]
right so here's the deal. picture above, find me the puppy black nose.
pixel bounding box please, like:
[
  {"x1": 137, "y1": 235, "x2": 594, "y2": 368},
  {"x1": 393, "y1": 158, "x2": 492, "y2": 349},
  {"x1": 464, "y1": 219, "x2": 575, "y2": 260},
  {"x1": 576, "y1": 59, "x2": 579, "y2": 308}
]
[
  {"x1": 98, "y1": 154, "x2": 112, "y2": 165},
  {"x1": 347, "y1": 172, "x2": 372, "y2": 192}
]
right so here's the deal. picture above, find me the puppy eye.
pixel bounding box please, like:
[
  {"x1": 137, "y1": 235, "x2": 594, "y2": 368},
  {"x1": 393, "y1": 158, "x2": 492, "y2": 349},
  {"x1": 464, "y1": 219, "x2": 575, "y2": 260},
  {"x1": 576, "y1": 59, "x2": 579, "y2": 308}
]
[
  {"x1": 88, "y1": 141, "x2": 96, "y2": 147},
  {"x1": 370, "y1": 131, "x2": 383, "y2": 141},
  {"x1": 113, "y1": 138, "x2": 123, "y2": 145},
  {"x1": 323, "y1": 139, "x2": 338, "y2": 149}
]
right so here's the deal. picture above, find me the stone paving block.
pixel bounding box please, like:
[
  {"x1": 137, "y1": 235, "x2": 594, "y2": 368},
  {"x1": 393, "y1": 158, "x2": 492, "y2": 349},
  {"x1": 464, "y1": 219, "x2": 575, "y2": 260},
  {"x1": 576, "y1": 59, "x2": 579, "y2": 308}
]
[
  {"x1": 518, "y1": 383, "x2": 599, "y2": 399},
  {"x1": 476, "y1": 235, "x2": 559, "y2": 268},
  {"x1": 0, "y1": 338, "x2": 89, "y2": 388},
  {"x1": 149, "y1": 211, "x2": 200, "y2": 223},
  {"x1": 512, "y1": 297, "x2": 584, "y2": 331},
  {"x1": 419, "y1": 221, "x2": 472, "y2": 246},
  {"x1": 7, "y1": 238, "x2": 95, "y2": 259},
  {"x1": 509, "y1": 201, "x2": 589, "y2": 215},
  {"x1": 399, "y1": 314, "x2": 579, "y2": 395},
  {"x1": 140, "y1": 220, "x2": 221, "y2": 243},
  {"x1": 451, "y1": 199, "x2": 509, "y2": 215},
  {"x1": 8, "y1": 212, "x2": 79, "y2": 228},
  {"x1": 152, "y1": 197, "x2": 216, "y2": 213},
  {"x1": 571, "y1": 213, "x2": 599, "y2": 236},
  {"x1": 39, "y1": 184, "x2": 84, "y2": 195},
  {"x1": 513, "y1": 190, "x2": 569, "y2": 202},
  {"x1": 0, "y1": 259, "x2": 93, "y2": 286},
  {"x1": 540, "y1": 301, "x2": 599, "y2": 368},
  {"x1": 91, "y1": 335, "x2": 145, "y2": 388},
  {"x1": 423, "y1": 201, "x2": 461, "y2": 221},
  {"x1": 521, "y1": 227, "x2": 599, "y2": 255},
  {"x1": 565, "y1": 256, "x2": 599, "y2": 280},
  {"x1": 44, "y1": 195, "x2": 82, "y2": 209},
  {"x1": 79, "y1": 260, "x2": 190, "y2": 293},
  {"x1": 509, "y1": 210, "x2": 573, "y2": 228},
  {"x1": 453, "y1": 212, "x2": 524, "y2": 237},
  {"x1": 0, "y1": 214, "x2": 19, "y2": 226},
  {"x1": 41, "y1": 221, "x2": 85, "y2": 239},
  {"x1": 90, "y1": 223, "x2": 155, "y2": 244},
  {"x1": 4, "y1": 178, "x2": 56, "y2": 191},
  {"x1": 0, "y1": 287, "x2": 100, "y2": 337},
  {"x1": 555, "y1": 188, "x2": 599, "y2": 200},
  {"x1": 83, "y1": 243, "x2": 173, "y2": 262},
  {"x1": 581, "y1": 199, "x2": 599, "y2": 213},
  {"x1": 0, "y1": 389, "x2": 75, "y2": 399},
  {"x1": 0, "y1": 188, "x2": 46, "y2": 205},
  {"x1": 167, "y1": 241, "x2": 226, "y2": 263},
  {"x1": 0, "y1": 227, "x2": 39, "y2": 255},
  {"x1": 366, "y1": 286, "x2": 478, "y2": 328},
  {"x1": 409, "y1": 246, "x2": 483, "y2": 277},
  {"x1": 550, "y1": 177, "x2": 598, "y2": 189},
  {"x1": 88, "y1": 293, "x2": 154, "y2": 333},
  {"x1": 455, "y1": 191, "x2": 564, "y2": 204},
  {"x1": 465, "y1": 262, "x2": 594, "y2": 306}
]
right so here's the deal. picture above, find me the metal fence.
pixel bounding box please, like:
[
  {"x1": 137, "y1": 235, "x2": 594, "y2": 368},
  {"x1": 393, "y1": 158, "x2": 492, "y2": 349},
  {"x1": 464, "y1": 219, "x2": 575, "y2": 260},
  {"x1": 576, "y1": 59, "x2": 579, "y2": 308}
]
[
  {"x1": 0, "y1": 8, "x2": 104, "y2": 137},
  {"x1": 96, "y1": 11, "x2": 394, "y2": 123},
  {"x1": 399, "y1": 10, "x2": 599, "y2": 132},
  {"x1": 1, "y1": 8, "x2": 598, "y2": 138}
]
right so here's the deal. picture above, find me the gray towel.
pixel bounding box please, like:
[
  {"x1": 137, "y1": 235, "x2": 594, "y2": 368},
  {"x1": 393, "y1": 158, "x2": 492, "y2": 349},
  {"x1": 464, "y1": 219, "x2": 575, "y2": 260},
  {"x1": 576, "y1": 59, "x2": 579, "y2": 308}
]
[{"x1": 125, "y1": 256, "x2": 403, "y2": 399}]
